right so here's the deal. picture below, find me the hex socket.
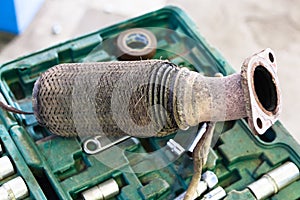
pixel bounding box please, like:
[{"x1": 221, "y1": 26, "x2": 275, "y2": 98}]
[{"x1": 247, "y1": 161, "x2": 300, "y2": 200}]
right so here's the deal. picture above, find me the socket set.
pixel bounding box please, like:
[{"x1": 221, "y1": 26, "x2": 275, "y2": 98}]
[
  {"x1": 0, "y1": 125, "x2": 45, "y2": 199},
  {"x1": 0, "y1": 6, "x2": 300, "y2": 200}
]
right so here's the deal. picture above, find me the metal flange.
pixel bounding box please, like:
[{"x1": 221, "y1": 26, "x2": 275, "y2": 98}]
[{"x1": 241, "y1": 48, "x2": 281, "y2": 135}]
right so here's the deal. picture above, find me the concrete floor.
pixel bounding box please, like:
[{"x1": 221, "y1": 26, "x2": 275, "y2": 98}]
[{"x1": 0, "y1": 0, "x2": 299, "y2": 142}]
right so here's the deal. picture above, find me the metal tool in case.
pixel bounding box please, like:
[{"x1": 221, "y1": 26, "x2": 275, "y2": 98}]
[
  {"x1": 81, "y1": 178, "x2": 119, "y2": 200},
  {"x1": 0, "y1": 156, "x2": 14, "y2": 180},
  {"x1": 0, "y1": 176, "x2": 29, "y2": 200}
]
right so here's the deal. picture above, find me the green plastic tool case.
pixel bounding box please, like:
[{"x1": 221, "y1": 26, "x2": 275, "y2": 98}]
[{"x1": 0, "y1": 6, "x2": 299, "y2": 200}]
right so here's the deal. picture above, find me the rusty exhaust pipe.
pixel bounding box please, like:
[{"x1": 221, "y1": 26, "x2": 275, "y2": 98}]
[{"x1": 32, "y1": 48, "x2": 281, "y2": 137}]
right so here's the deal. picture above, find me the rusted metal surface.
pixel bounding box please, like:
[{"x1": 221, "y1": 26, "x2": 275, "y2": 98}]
[
  {"x1": 32, "y1": 49, "x2": 281, "y2": 138},
  {"x1": 31, "y1": 60, "x2": 247, "y2": 138},
  {"x1": 174, "y1": 70, "x2": 247, "y2": 130}
]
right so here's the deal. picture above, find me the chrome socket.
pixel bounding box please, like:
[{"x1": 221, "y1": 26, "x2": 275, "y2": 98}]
[
  {"x1": 0, "y1": 156, "x2": 14, "y2": 180},
  {"x1": 247, "y1": 161, "x2": 300, "y2": 200},
  {"x1": 82, "y1": 179, "x2": 119, "y2": 200},
  {"x1": 0, "y1": 176, "x2": 29, "y2": 200}
]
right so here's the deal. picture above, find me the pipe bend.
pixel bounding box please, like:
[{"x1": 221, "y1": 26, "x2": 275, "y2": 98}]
[{"x1": 174, "y1": 48, "x2": 281, "y2": 135}]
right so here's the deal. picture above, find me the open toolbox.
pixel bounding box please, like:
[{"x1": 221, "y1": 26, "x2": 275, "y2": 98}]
[{"x1": 0, "y1": 6, "x2": 299, "y2": 200}]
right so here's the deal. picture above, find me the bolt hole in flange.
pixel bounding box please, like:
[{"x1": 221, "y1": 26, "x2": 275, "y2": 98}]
[
  {"x1": 253, "y1": 66, "x2": 278, "y2": 112},
  {"x1": 268, "y1": 52, "x2": 274, "y2": 63},
  {"x1": 258, "y1": 127, "x2": 277, "y2": 143},
  {"x1": 256, "y1": 118, "x2": 263, "y2": 129}
]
